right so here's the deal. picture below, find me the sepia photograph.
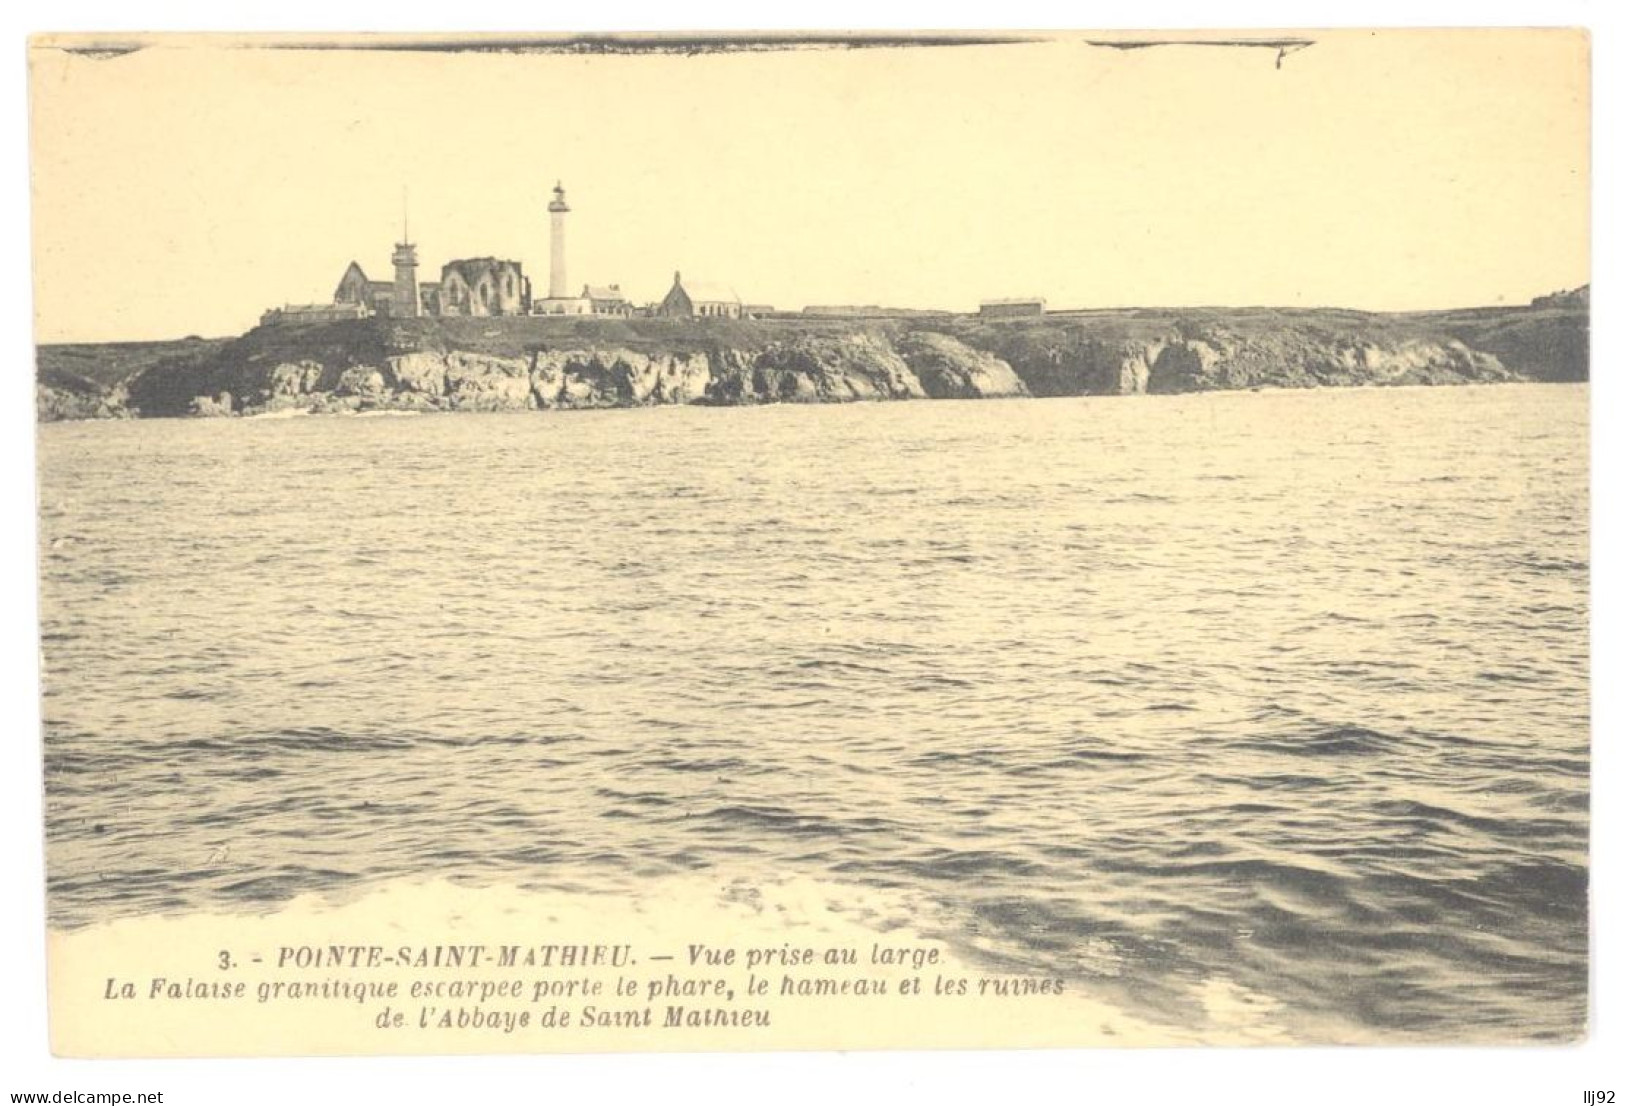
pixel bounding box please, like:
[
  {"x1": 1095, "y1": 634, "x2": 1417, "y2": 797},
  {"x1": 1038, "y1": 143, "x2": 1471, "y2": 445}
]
[{"x1": 14, "y1": 14, "x2": 1605, "y2": 1086}]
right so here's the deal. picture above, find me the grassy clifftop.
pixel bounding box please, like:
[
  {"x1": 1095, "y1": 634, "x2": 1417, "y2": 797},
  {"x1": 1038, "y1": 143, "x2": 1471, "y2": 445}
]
[
  {"x1": 378, "y1": 314, "x2": 923, "y2": 356},
  {"x1": 37, "y1": 336, "x2": 235, "y2": 390},
  {"x1": 36, "y1": 336, "x2": 234, "y2": 420}
]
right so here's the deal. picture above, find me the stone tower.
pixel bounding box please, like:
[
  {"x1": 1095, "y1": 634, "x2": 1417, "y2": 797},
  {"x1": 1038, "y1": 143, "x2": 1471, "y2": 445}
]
[
  {"x1": 391, "y1": 241, "x2": 420, "y2": 318},
  {"x1": 548, "y1": 181, "x2": 570, "y2": 300},
  {"x1": 392, "y1": 204, "x2": 421, "y2": 319}
]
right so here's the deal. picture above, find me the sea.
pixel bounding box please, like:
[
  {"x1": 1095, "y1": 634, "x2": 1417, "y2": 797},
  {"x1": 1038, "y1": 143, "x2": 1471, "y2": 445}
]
[{"x1": 36, "y1": 383, "x2": 1589, "y2": 1044}]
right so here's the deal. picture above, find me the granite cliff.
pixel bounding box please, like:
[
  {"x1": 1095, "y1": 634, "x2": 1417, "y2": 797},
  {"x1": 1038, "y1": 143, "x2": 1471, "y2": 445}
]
[{"x1": 36, "y1": 296, "x2": 1587, "y2": 421}]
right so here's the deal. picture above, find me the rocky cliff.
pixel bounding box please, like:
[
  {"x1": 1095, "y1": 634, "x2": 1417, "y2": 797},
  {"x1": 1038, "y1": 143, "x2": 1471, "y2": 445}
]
[
  {"x1": 941, "y1": 304, "x2": 1584, "y2": 396},
  {"x1": 36, "y1": 300, "x2": 1587, "y2": 421}
]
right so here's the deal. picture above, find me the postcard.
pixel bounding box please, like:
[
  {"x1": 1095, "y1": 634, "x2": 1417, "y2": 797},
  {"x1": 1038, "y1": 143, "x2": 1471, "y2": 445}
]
[{"x1": 29, "y1": 29, "x2": 1589, "y2": 1056}]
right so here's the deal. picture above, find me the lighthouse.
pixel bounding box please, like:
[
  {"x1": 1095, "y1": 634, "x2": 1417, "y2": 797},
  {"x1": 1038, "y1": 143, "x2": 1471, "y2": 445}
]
[
  {"x1": 534, "y1": 182, "x2": 592, "y2": 315},
  {"x1": 548, "y1": 181, "x2": 570, "y2": 299}
]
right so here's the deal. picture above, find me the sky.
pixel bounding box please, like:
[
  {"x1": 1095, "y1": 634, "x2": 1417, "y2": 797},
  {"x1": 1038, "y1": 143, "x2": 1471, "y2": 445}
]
[{"x1": 28, "y1": 30, "x2": 1590, "y2": 343}]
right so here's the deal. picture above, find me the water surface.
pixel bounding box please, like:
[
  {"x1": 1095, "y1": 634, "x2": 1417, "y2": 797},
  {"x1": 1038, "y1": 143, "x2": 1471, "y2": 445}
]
[{"x1": 38, "y1": 384, "x2": 1589, "y2": 1042}]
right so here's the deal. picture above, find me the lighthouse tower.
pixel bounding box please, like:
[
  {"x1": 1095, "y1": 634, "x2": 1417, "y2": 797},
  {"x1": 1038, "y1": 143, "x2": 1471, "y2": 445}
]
[
  {"x1": 548, "y1": 181, "x2": 570, "y2": 299},
  {"x1": 534, "y1": 182, "x2": 590, "y2": 315}
]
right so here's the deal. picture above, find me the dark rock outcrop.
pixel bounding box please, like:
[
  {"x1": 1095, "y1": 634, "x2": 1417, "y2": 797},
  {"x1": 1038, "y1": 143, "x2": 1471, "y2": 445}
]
[
  {"x1": 1144, "y1": 329, "x2": 1514, "y2": 393},
  {"x1": 531, "y1": 349, "x2": 714, "y2": 408},
  {"x1": 740, "y1": 333, "x2": 924, "y2": 403},
  {"x1": 36, "y1": 366, "x2": 130, "y2": 422},
  {"x1": 895, "y1": 332, "x2": 1027, "y2": 398},
  {"x1": 967, "y1": 330, "x2": 1169, "y2": 396}
]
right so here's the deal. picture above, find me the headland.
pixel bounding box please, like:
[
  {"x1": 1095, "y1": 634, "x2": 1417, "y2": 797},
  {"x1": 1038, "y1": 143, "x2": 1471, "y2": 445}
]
[{"x1": 36, "y1": 292, "x2": 1588, "y2": 422}]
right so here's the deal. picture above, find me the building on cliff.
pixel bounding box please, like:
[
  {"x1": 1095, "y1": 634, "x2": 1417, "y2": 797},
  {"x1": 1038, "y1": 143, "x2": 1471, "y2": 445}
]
[
  {"x1": 438, "y1": 258, "x2": 531, "y2": 316},
  {"x1": 583, "y1": 284, "x2": 633, "y2": 317},
  {"x1": 264, "y1": 182, "x2": 636, "y2": 326},
  {"x1": 658, "y1": 272, "x2": 743, "y2": 319},
  {"x1": 260, "y1": 302, "x2": 369, "y2": 326},
  {"x1": 333, "y1": 261, "x2": 400, "y2": 316},
  {"x1": 979, "y1": 297, "x2": 1045, "y2": 318},
  {"x1": 330, "y1": 219, "x2": 427, "y2": 318},
  {"x1": 329, "y1": 250, "x2": 530, "y2": 319}
]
